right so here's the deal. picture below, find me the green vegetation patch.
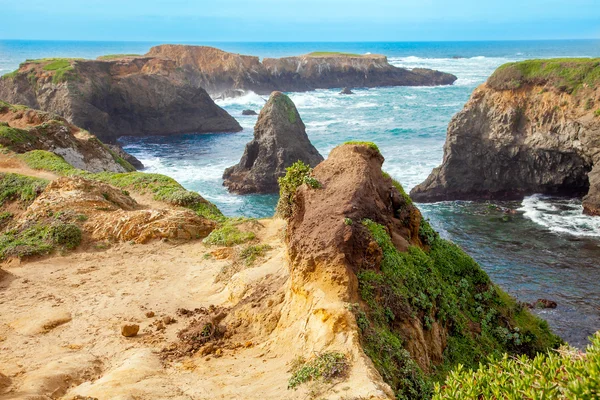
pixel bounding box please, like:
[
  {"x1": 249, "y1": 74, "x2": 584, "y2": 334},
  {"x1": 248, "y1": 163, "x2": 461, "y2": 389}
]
[
  {"x1": 342, "y1": 140, "x2": 380, "y2": 153},
  {"x1": 355, "y1": 218, "x2": 561, "y2": 399},
  {"x1": 276, "y1": 160, "x2": 313, "y2": 218},
  {"x1": 382, "y1": 171, "x2": 412, "y2": 206},
  {"x1": 97, "y1": 54, "x2": 140, "y2": 60},
  {"x1": 240, "y1": 243, "x2": 272, "y2": 266},
  {"x1": 288, "y1": 352, "x2": 349, "y2": 389},
  {"x1": 0, "y1": 173, "x2": 48, "y2": 206},
  {"x1": 0, "y1": 100, "x2": 29, "y2": 113},
  {"x1": 19, "y1": 150, "x2": 76, "y2": 174},
  {"x1": 0, "y1": 124, "x2": 35, "y2": 148},
  {"x1": 1, "y1": 69, "x2": 19, "y2": 80},
  {"x1": 488, "y1": 58, "x2": 600, "y2": 93},
  {"x1": 271, "y1": 92, "x2": 298, "y2": 124},
  {"x1": 18, "y1": 150, "x2": 223, "y2": 222},
  {"x1": 0, "y1": 223, "x2": 81, "y2": 260},
  {"x1": 203, "y1": 218, "x2": 256, "y2": 246},
  {"x1": 434, "y1": 332, "x2": 600, "y2": 399}
]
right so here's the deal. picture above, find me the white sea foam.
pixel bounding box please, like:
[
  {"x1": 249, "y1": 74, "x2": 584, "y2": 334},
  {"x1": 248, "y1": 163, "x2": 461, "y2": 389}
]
[
  {"x1": 214, "y1": 91, "x2": 267, "y2": 107},
  {"x1": 519, "y1": 195, "x2": 600, "y2": 237}
]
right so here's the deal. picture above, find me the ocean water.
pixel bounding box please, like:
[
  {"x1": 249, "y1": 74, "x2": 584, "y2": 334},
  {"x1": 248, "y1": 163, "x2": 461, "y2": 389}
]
[{"x1": 1, "y1": 40, "x2": 600, "y2": 347}]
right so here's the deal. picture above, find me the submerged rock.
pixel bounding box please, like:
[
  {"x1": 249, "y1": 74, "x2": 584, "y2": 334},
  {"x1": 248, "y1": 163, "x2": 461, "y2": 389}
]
[
  {"x1": 411, "y1": 59, "x2": 600, "y2": 216},
  {"x1": 223, "y1": 92, "x2": 323, "y2": 194},
  {"x1": 340, "y1": 87, "x2": 354, "y2": 95},
  {"x1": 242, "y1": 109, "x2": 258, "y2": 116}
]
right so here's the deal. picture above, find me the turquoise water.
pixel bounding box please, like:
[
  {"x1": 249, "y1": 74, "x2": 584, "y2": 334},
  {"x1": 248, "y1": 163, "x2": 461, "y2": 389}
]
[{"x1": 1, "y1": 40, "x2": 600, "y2": 347}]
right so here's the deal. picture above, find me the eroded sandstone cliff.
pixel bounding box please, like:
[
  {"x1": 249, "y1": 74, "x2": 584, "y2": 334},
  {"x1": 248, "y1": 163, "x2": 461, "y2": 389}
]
[
  {"x1": 411, "y1": 59, "x2": 600, "y2": 215},
  {"x1": 0, "y1": 57, "x2": 242, "y2": 143}
]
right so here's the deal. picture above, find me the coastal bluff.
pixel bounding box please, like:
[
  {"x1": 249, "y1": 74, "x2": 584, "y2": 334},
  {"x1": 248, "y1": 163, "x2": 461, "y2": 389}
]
[
  {"x1": 411, "y1": 58, "x2": 600, "y2": 216},
  {"x1": 146, "y1": 45, "x2": 458, "y2": 96},
  {"x1": 0, "y1": 56, "x2": 242, "y2": 143}
]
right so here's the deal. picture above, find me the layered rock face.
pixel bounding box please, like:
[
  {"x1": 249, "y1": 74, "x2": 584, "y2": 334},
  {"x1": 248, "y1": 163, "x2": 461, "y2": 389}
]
[
  {"x1": 146, "y1": 45, "x2": 457, "y2": 96},
  {"x1": 0, "y1": 57, "x2": 242, "y2": 143},
  {"x1": 411, "y1": 59, "x2": 600, "y2": 215},
  {"x1": 223, "y1": 92, "x2": 323, "y2": 194},
  {"x1": 0, "y1": 101, "x2": 137, "y2": 173}
]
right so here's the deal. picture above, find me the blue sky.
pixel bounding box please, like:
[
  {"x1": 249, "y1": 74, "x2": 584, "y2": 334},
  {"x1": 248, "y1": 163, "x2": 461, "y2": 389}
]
[{"x1": 1, "y1": 0, "x2": 599, "y2": 41}]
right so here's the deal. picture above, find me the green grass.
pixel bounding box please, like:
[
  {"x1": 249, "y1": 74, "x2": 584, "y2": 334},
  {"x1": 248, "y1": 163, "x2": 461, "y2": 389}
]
[
  {"x1": 0, "y1": 223, "x2": 82, "y2": 260},
  {"x1": 0, "y1": 100, "x2": 29, "y2": 113},
  {"x1": 97, "y1": 54, "x2": 140, "y2": 60},
  {"x1": 488, "y1": 58, "x2": 600, "y2": 93},
  {"x1": 434, "y1": 332, "x2": 600, "y2": 399},
  {"x1": 288, "y1": 352, "x2": 349, "y2": 389},
  {"x1": 18, "y1": 150, "x2": 224, "y2": 222},
  {"x1": 595, "y1": 109, "x2": 600, "y2": 117},
  {"x1": 239, "y1": 244, "x2": 272, "y2": 266},
  {"x1": 19, "y1": 150, "x2": 77, "y2": 174},
  {"x1": 203, "y1": 219, "x2": 256, "y2": 246},
  {"x1": 342, "y1": 141, "x2": 380, "y2": 153},
  {"x1": 276, "y1": 160, "x2": 313, "y2": 218},
  {"x1": 1, "y1": 69, "x2": 19, "y2": 80},
  {"x1": 42, "y1": 59, "x2": 72, "y2": 71},
  {"x1": 306, "y1": 51, "x2": 365, "y2": 57},
  {"x1": 354, "y1": 218, "x2": 561, "y2": 399},
  {"x1": 0, "y1": 173, "x2": 48, "y2": 206},
  {"x1": 382, "y1": 171, "x2": 413, "y2": 206},
  {"x1": 0, "y1": 124, "x2": 35, "y2": 148}
]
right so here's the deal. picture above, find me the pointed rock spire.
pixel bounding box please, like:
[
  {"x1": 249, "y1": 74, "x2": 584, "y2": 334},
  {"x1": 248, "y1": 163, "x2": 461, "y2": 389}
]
[{"x1": 223, "y1": 92, "x2": 324, "y2": 194}]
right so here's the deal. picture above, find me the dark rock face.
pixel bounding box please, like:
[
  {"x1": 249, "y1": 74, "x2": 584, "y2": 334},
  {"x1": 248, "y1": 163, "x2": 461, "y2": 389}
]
[
  {"x1": 223, "y1": 92, "x2": 323, "y2": 194},
  {"x1": 411, "y1": 78, "x2": 600, "y2": 215},
  {"x1": 0, "y1": 57, "x2": 242, "y2": 144},
  {"x1": 242, "y1": 109, "x2": 258, "y2": 116},
  {"x1": 146, "y1": 45, "x2": 457, "y2": 97},
  {"x1": 105, "y1": 144, "x2": 144, "y2": 170},
  {"x1": 340, "y1": 87, "x2": 354, "y2": 95}
]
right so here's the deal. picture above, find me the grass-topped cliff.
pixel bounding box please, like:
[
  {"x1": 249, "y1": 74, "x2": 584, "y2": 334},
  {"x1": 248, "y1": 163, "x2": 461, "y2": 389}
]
[
  {"x1": 487, "y1": 58, "x2": 600, "y2": 93},
  {"x1": 305, "y1": 51, "x2": 381, "y2": 58}
]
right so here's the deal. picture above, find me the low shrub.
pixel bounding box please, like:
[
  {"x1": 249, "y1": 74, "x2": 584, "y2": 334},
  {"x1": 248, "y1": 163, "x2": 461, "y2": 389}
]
[
  {"x1": 343, "y1": 140, "x2": 380, "y2": 153},
  {"x1": 203, "y1": 219, "x2": 255, "y2": 246},
  {"x1": 434, "y1": 332, "x2": 600, "y2": 399},
  {"x1": 288, "y1": 352, "x2": 349, "y2": 389},
  {"x1": 0, "y1": 173, "x2": 48, "y2": 206},
  {"x1": 240, "y1": 244, "x2": 272, "y2": 266},
  {"x1": 276, "y1": 160, "x2": 313, "y2": 218},
  {"x1": 0, "y1": 222, "x2": 81, "y2": 260}
]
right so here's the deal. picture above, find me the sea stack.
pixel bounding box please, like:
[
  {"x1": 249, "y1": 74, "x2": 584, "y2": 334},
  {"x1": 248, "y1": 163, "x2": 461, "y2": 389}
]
[
  {"x1": 223, "y1": 92, "x2": 323, "y2": 194},
  {"x1": 411, "y1": 59, "x2": 600, "y2": 215}
]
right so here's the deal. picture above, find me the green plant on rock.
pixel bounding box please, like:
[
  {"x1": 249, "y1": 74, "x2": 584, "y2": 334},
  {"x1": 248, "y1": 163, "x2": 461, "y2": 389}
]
[
  {"x1": 273, "y1": 93, "x2": 298, "y2": 124},
  {"x1": 434, "y1": 331, "x2": 600, "y2": 399},
  {"x1": 276, "y1": 160, "x2": 313, "y2": 218},
  {"x1": 595, "y1": 109, "x2": 600, "y2": 117},
  {"x1": 343, "y1": 141, "x2": 380, "y2": 153},
  {"x1": 0, "y1": 124, "x2": 35, "y2": 148},
  {"x1": 288, "y1": 352, "x2": 349, "y2": 389}
]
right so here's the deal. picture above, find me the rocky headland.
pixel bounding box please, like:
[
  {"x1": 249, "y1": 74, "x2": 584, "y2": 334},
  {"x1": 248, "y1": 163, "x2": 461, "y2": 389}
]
[
  {"x1": 0, "y1": 56, "x2": 242, "y2": 143},
  {"x1": 223, "y1": 92, "x2": 323, "y2": 194},
  {"x1": 146, "y1": 46, "x2": 457, "y2": 97},
  {"x1": 0, "y1": 135, "x2": 561, "y2": 398},
  {"x1": 411, "y1": 58, "x2": 600, "y2": 215}
]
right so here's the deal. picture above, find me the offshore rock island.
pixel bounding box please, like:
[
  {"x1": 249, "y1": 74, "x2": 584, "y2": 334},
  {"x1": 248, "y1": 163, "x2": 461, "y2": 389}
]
[{"x1": 411, "y1": 58, "x2": 600, "y2": 215}]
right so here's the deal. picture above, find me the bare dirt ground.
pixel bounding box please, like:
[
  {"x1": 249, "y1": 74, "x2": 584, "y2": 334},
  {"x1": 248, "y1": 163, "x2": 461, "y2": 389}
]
[{"x1": 0, "y1": 218, "x2": 305, "y2": 400}]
